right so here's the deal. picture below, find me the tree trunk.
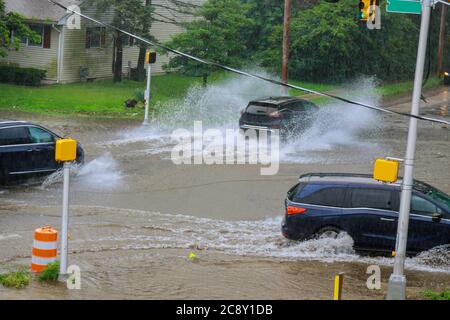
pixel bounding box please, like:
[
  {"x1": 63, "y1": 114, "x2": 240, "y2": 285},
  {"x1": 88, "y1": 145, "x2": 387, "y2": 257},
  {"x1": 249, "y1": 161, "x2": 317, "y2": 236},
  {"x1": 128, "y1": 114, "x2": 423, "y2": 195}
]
[
  {"x1": 137, "y1": 0, "x2": 152, "y2": 81},
  {"x1": 113, "y1": 32, "x2": 123, "y2": 83},
  {"x1": 437, "y1": 4, "x2": 447, "y2": 76}
]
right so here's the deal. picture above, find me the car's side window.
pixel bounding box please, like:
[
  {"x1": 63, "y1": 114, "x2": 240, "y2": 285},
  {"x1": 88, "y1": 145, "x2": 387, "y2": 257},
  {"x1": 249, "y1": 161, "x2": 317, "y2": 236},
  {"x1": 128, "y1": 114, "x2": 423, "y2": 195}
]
[
  {"x1": 350, "y1": 188, "x2": 393, "y2": 210},
  {"x1": 411, "y1": 194, "x2": 442, "y2": 217},
  {"x1": 294, "y1": 184, "x2": 346, "y2": 207},
  {"x1": 0, "y1": 127, "x2": 31, "y2": 146},
  {"x1": 286, "y1": 102, "x2": 305, "y2": 112},
  {"x1": 28, "y1": 127, "x2": 55, "y2": 144}
]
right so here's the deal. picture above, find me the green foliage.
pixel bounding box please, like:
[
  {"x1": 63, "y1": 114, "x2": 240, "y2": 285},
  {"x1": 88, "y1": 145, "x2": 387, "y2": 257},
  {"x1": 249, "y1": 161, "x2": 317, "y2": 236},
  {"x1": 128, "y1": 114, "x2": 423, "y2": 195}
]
[
  {"x1": 0, "y1": 65, "x2": 46, "y2": 86},
  {"x1": 423, "y1": 289, "x2": 450, "y2": 300},
  {"x1": 163, "y1": 0, "x2": 254, "y2": 82},
  {"x1": 165, "y1": 0, "x2": 448, "y2": 84},
  {"x1": 38, "y1": 261, "x2": 60, "y2": 282},
  {"x1": 0, "y1": 0, "x2": 40, "y2": 57},
  {"x1": 0, "y1": 269, "x2": 30, "y2": 288},
  {"x1": 262, "y1": 0, "x2": 421, "y2": 82}
]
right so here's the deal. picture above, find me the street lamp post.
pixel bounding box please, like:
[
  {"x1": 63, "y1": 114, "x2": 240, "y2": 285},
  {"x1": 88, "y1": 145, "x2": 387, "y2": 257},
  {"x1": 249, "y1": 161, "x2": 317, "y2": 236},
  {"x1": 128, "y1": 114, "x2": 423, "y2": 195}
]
[{"x1": 386, "y1": 0, "x2": 432, "y2": 300}]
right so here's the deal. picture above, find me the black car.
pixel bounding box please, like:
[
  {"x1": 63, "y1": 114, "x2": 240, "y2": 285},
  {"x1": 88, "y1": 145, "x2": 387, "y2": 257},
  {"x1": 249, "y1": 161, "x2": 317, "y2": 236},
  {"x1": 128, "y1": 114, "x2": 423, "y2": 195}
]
[
  {"x1": 0, "y1": 120, "x2": 84, "y2": 185},
  {"x1": 282, "y1": 173, "x2": 450, "y2": 255},
  {"x1": 239, "y1": 97, "x2": 319, "y2": 137}
]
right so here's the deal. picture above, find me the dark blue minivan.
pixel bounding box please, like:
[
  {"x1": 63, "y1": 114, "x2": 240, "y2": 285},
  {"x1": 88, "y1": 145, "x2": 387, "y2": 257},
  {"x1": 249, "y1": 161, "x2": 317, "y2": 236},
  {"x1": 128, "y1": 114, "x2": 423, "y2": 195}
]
[{"x1": 282, "y1": 173, "x2": 450, "y2": 255}]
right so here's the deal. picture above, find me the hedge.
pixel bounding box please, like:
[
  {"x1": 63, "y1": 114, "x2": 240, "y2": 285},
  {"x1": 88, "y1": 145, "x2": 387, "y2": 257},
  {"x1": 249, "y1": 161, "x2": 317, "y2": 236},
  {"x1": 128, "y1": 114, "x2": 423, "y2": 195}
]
[{"x1": 0, "y1": 65, "x2": 46, "y2": 86}]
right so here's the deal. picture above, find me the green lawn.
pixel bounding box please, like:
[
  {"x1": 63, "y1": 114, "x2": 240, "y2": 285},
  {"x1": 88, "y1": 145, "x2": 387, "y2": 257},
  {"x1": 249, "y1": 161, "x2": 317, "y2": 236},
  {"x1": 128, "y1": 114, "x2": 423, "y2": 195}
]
[{"x1": 0, "y1": 73, "x2": 444, "y2": 119}]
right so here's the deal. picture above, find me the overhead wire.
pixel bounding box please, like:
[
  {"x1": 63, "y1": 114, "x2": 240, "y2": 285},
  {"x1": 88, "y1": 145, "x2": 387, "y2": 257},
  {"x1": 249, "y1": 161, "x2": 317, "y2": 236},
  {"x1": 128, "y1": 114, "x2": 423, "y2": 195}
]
[{"x1": 48, "y1": 0, "x2": 450, "y2": 126}]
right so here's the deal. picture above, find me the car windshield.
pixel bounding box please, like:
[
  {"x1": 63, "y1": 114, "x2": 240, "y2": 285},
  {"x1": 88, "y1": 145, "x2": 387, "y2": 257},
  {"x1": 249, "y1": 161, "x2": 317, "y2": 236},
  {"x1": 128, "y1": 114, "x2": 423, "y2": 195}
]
[
  {"x1": 245, "y1": 103, "x2": 277, "y2": 115},
  {"x1": 414, "y1": 180, "x2": 450, "y2": 210}
]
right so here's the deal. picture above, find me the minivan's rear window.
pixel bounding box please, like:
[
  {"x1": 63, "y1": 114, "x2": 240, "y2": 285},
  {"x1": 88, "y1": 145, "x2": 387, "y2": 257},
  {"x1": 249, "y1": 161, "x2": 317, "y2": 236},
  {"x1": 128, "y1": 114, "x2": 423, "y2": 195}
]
[
  {"x1": 293, "y1": 184, "x2": 346, "y2": 207},
  {"x1": 0, "y1": 127, "x2": 31, "y2": 146},
  {"x1": 350, "y1": 188, "x2": 393, "y2": 210},
  {"x1": 245, "y1": 103, "x2": 277, "y2": 115}
]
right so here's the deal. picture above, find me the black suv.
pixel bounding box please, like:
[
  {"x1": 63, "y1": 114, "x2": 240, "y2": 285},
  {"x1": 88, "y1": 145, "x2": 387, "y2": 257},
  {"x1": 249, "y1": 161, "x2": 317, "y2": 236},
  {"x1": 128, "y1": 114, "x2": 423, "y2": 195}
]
[
  {"x1": 0, "y1": 120, "x2": 84, "y2": 185},
  {"x1": 239, "y1": 97, "x2": 319, "y2": 137},
  {"x1": 282, "y1": 173, "x2": 450, "y2": 255}
]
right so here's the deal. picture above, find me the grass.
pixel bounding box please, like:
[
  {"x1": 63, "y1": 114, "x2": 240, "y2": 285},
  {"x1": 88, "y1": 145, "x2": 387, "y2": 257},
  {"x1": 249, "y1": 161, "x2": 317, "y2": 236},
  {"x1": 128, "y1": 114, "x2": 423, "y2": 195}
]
[
  {"x1": 376, "y1": 76, "x2": 442, "y2": 97},
  {"x1": 0, "y1": 269, "x2": 31, "y2": 288},
  {"x1": 422, "y1": 289, "x2": 450, "y2": 300},
  {"x1": 38, "y1": 261, "x2": 60, "y2": 282},
  {"x1": 0, "y1": 72, "x2": 444, "y2": 119}
]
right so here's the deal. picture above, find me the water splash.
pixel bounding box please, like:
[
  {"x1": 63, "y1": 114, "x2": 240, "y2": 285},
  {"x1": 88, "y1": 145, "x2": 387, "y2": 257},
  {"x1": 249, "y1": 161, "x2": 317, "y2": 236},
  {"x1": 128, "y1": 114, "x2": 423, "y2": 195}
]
[
  {"x1": 112, "y1": 76, "x2": 387, "y2": 165},
  {"x1": 75, "y1": 207, "x2": 449, "y2": 273},
  {"x1": 41, "y1": 153, "x2": 123, "y2": 190},
  {"x1": 76, "y1": 153, "x2": 123, "y2": 190}
]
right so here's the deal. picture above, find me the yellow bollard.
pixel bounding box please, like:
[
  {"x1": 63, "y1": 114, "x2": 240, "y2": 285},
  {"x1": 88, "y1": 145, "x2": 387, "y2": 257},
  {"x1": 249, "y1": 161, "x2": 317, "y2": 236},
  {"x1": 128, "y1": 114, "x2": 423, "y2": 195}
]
[{"x1": 333, "y1": 273, "x2": 344, "y2": 300}]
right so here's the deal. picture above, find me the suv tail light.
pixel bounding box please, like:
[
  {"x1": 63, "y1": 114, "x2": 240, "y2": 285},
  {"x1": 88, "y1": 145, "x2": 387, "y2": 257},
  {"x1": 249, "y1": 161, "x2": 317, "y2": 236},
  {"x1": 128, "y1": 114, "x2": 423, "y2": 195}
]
[
  {"x1": 286, "y1": 205, "x2": 307, "y2": 215},
  {"x1": 240, "y1": 109, "x2": 245, "y2": 115}
]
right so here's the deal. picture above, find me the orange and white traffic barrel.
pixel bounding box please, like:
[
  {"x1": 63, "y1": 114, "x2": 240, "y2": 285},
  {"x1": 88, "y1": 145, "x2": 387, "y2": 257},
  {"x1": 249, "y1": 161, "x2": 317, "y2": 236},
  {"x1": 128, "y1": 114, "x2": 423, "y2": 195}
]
[{"x1": 31, "y1": 226, "x2": 58, "y2": 272}]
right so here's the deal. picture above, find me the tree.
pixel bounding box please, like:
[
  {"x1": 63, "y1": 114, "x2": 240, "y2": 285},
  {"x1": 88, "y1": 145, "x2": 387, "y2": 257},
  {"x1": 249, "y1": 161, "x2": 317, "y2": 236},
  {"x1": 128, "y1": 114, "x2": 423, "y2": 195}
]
[
  {"x1": 163, "y1": 0, "x2": 253, "y2": 86},
  {"x1": 86, "y1": 0, "x2": 153, "y2": 82},
  {"x1": 261, "y1": 0, "x2": 420, "y2": 83},
  {"x1": 0, "y1": 0, "x2": 39, "y2": 58}
]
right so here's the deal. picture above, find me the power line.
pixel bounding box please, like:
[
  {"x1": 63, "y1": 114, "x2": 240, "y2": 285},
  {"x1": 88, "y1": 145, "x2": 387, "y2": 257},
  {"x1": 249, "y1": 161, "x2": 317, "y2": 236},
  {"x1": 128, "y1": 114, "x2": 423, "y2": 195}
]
[{"x1": 48, "y1": 0, "x2": 450, "y2": 126}]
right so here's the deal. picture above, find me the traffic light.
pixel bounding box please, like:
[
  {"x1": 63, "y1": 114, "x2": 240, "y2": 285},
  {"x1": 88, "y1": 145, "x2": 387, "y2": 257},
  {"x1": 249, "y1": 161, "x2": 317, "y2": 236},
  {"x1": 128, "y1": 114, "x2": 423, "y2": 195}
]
[{"x1": 358, "y1": 0, "x2": 371, "y2": 21}]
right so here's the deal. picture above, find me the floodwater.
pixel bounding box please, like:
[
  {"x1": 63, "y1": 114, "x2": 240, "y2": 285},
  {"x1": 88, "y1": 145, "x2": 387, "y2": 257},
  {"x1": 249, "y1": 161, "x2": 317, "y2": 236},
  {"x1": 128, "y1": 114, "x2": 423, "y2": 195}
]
[{"x1": 0, "y1": 78, "x2": 449, "y2": 299}]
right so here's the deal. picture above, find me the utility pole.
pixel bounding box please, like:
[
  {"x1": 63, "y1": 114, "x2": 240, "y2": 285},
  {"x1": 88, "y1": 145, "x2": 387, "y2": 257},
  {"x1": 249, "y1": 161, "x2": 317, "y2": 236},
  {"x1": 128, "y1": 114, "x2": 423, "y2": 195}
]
[
  {"x1": 437, "y1": 4, "x2": 447, "y2": 76},
  {"x1": 282, "y1": 0, "x2": 292, "y2": 96},
  {"x1": 387, "y1": 0, "x2": 432, "y2": 300}
]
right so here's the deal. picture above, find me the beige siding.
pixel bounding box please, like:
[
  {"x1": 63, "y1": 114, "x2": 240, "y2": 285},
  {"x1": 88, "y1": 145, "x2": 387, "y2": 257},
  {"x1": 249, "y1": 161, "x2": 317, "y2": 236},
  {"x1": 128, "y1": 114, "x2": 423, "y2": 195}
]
[
  {"x1": 1, "y1": 0, "x2": 205, "y2": 83},
  {"x1": 0, "y1": 27, "x2": 60, "y2": 82},
  {"x1": 122, "y1": 0, "x2": 205, "y2": 75},
  {"x1": 60, "y1": 6, "x2": 115, "y2": 83}
]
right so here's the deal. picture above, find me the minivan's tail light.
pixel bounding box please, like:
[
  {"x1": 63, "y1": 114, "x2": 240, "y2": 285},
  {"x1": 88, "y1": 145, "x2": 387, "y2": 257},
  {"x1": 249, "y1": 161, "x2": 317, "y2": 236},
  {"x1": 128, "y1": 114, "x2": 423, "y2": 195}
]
[{"x1": 286, "y1": 206, "x2": 307, "y2": 215}]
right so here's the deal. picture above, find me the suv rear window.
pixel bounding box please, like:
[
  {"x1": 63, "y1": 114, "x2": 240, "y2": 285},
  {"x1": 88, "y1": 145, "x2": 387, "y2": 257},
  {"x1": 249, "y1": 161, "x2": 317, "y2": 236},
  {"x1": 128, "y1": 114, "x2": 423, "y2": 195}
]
[
  {"x1": 0, "y1": 127, "x2": 31, "y2": 146},
  {"x1": 293, "y1": 184, "x2": 346, "y2": 207},
  {"x1": 350, "y1": 188, "x2": 393, "y2": 210},
  {"x1": 245, "y1": 103, "x2": 277, "y2": 115}
]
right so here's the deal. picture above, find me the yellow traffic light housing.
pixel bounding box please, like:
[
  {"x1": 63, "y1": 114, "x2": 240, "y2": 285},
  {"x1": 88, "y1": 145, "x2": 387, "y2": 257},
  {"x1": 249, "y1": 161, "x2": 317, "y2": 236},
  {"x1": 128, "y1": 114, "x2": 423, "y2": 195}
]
[
  {"x1": 55, "y1": 138, "x2": 77, "y2": 162},
  {"x1": 373, "y1": 158, "x2": 399, "y2": 183},
  {"x1": 358, "y1": 0, "x2": 372, "y2": 21}
]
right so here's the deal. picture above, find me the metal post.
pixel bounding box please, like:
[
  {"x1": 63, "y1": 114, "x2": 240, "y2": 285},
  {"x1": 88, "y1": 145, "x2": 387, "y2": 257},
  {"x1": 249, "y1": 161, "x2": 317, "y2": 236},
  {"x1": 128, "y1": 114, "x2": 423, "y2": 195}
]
[
  {"x1": 58, "y1": 162, "x2": 71, "y2": 281},
  {"x1": 387, "y1": 0, "x2": 432, "y2": 300},
  {"x1": 143, "y1": 60, "x2": 151, "y2": 126}
]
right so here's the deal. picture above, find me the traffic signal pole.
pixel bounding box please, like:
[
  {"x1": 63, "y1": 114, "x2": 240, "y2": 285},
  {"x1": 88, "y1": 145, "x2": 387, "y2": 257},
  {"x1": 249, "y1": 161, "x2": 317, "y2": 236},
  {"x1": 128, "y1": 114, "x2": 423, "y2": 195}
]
[{"x1": 386, "y1": 0, "x2": 432, "y2": 300}]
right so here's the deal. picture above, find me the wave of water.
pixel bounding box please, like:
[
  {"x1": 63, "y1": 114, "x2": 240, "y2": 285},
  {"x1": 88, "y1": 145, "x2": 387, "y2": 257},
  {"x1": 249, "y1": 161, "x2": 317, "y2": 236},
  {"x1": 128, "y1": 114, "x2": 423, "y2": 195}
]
[
  {"x1": 110, "y1": 75, "x2": 386, "y2": 164},
  {"x1": 76, "y1": 206, "x2": 449, "y2": 273},
  {"x1": 41, "y1": 153, "x2": 123, "y2": 190}
]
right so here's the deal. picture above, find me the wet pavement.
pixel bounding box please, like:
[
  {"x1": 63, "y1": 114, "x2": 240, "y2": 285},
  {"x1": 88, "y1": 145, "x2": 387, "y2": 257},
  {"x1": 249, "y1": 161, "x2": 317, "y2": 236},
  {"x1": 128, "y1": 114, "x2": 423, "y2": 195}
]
[{"x1": 0, "y1": 80, "x2": 449, "y2": 299}]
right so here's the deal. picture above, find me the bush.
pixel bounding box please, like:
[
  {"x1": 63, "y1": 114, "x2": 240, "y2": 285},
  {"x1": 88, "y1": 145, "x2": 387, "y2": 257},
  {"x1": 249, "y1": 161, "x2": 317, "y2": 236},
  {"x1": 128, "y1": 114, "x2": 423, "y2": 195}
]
[
  {"x1": 38, "y1": 261, "x2": 60, "y2": 282},
  {"x1": 423, "y1": 289, "x2": 450, "y2": 300},
  {"x1": 0, "y1": 65, "x2": 46, "y2": 86},
  {"x1": 0, "y1": 269, "x2": 30, "y2": 288}
]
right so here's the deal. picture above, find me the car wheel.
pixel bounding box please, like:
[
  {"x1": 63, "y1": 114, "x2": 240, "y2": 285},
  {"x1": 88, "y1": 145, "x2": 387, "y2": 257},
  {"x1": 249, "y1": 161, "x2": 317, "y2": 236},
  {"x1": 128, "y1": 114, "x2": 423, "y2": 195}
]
[{"x1": 315, "y1": 226, "x2": 342, "y2": 239}]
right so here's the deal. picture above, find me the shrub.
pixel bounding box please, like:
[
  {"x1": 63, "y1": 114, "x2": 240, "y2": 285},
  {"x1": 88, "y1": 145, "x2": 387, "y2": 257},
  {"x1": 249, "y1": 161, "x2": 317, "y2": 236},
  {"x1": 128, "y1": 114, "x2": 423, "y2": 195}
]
[
  {"x1": 423, "y1": 289, "x2": 450, "y2": 300},
  {"x1": 38, "y1": 261, "x2": 60, "y2": 282},
  {"x1": 0, "y1": 269, "x2": 31, "y2": 288},
  {"x1": 0, "y1": 65, "x2": 46, "y2": 86}
]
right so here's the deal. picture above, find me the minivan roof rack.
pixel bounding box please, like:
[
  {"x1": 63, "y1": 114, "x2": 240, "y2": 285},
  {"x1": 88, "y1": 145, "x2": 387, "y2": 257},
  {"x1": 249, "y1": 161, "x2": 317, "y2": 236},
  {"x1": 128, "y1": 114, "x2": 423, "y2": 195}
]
[{"x1": 299, "y1": 173, "x2": 373, "y2": 180}]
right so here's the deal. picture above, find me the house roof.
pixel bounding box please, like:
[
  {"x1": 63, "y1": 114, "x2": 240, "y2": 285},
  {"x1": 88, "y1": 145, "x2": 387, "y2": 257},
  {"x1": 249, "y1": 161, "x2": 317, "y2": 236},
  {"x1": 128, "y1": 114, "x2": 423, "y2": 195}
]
[{"x1": 5, "y1": 0, "x2": 82, "y2": 23}]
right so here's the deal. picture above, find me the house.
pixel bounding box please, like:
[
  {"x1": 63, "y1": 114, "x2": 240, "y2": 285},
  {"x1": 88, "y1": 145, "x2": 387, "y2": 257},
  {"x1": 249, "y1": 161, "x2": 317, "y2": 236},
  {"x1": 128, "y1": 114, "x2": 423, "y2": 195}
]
[{"x1": 0, "y1": 0, "x2": 203, "y2": 84}]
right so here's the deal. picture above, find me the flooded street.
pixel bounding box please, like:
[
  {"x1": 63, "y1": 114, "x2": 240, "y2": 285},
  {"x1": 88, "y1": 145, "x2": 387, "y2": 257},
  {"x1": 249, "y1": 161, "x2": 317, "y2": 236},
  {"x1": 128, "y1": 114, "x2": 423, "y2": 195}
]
[{"x1": 0, "y1": 81, "x2": 449, "y2": 299}]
